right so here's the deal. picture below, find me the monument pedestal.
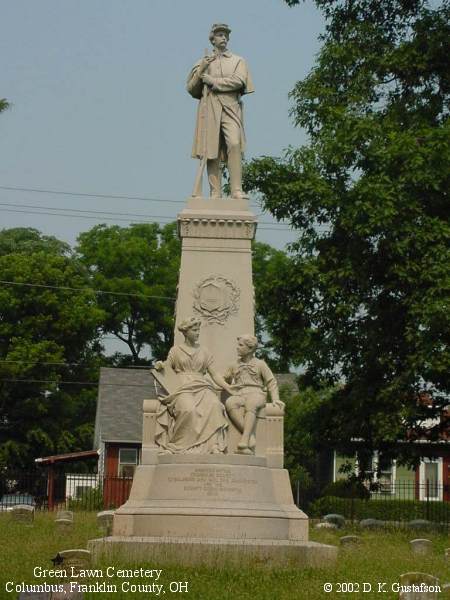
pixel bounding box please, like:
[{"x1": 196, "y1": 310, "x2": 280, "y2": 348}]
[
  {"x1": 175, "y1": 196, "x2": 257, "y2": 373},
  {"x1": 88, "y1": 454, "x2": 336, "y2": 567},
  {"x1": 88, "y1": 195, "x2": 337, "y2": 568},
  {"x1": 88, "y1": 404, "x2": 337, "y2": 567},
  {"x1": 111, "y1": 454, "x2": 307, "y2": 540}
]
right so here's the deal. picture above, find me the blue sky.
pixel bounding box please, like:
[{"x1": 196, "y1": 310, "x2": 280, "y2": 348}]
[{"x1": 0, "y1": 0, "x2": 324, "y2": 249}]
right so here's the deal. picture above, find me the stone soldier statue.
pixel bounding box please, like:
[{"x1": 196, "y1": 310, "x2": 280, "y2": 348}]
[{"x1": 187, "y1": 23, "x2": 254, "y2": 199}]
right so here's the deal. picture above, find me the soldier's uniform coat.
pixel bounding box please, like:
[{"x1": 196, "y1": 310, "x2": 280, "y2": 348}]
[{"x1": 187, "y1": 50, "x2": 254, "y2": 161}]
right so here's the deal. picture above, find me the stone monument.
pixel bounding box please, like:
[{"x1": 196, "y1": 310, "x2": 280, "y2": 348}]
[{"x1": 88, "y1": 24, "x2": 336, "y2": 567}]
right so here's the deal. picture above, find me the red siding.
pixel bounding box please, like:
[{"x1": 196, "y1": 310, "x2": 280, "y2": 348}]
[
  {"x1": 102, "y1": 443, "x2": 140, "y2": 509},
  {"x1": 444, "y1": 456, "x2": 450, "y2": 502}
]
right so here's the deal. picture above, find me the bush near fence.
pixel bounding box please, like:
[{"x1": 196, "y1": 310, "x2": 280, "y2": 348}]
[
  {"x1": 67, "y1": 486, "x2": 104, "y2": 511},
  {"x1": 309, "y1": 495, "x2": 450, "y2": 523}
]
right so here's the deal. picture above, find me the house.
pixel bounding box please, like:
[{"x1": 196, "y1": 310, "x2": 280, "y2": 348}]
[
  {"x1": 332, "y1": 399, "x2": 450, "y2": 502},
  {"x1": 93, "y1": 367, "x2": 161, "y2": 507}
]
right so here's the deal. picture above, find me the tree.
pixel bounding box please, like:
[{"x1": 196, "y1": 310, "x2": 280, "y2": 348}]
[
  {"x1": 76, "y1": 223, "x2": 181, "y2": 365},
  {"x1": 0, "y1": 228, "x2": 104, "y2": 469},
  {"x1": 0, "y1": 99, "x2": 10, "y2": 113},
  {"x1": 244, "y1": 1, "x2": 450, "y2": 461},
  {"x1": 252, "y1": 241, "x2": 305, "y2": 371}
]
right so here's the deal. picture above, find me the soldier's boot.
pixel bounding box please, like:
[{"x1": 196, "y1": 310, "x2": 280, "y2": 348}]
[{"x1": 228, "y1": 145, "x2": 248, "y2": 199}]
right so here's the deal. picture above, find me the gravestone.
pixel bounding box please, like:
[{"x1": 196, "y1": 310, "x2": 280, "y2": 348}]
[
  {"x1": 410, "y1": 539, "x2": 433, "y2": 555},
  {"x1": 398, "y1": 572, "x2": 440, "y2": 599},
  {"x1": 323, "y1": 514, "x2": 345, "y2": 528},
  {"x1": 58, "y1": 549, "x2": 91, "y2": 576},
  {"x1": 55, "y1": 518, "x2": 73, "y2": 533},
  {"x1": 340, "y1": 535, "x2": 362, "y2": 546},
  {"x1": 56, "y1": 510, "x2": 73, "y2": 521},
  {"x1": 97, "y1": 510, "x2": 114, "y2": 536},
  {"x1": 11, "y1": 505, "x2": 34, "y2": 524},
  {"x1": 360, "y1": 518, "x2": 384, "y2": 529},
  {"x1": 315, "y1": 522, "x2": 337, "y2": 530},
  {"x1": 408, "y1": 519, "x2": 432, "y2": 531}
]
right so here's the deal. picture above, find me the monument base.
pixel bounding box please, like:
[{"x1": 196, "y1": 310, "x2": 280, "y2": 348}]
[
  {"x1": 88, "y1": 536, "x2": 337, "y2": 568},
  {"x1": 111, "y1": 454, "x2": 308, "y2": 541},
  {"x1": 88, "y1": 454, "x2": 337, "y2": 567}
]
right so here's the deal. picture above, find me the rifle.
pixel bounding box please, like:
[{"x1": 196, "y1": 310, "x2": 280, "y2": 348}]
[{"x1": 192, "y1": 49, "x2": 211, "y2": 198}]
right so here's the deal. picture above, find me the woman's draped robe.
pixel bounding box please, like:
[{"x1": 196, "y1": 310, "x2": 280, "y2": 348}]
[{"x1": 155, "y1": 344, "x2": 228, "y2": 454}]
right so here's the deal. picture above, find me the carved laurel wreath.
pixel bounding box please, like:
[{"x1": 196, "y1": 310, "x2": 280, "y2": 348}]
[{"x1": 193, "y1": 275, "x2": 240, "y2": 325}]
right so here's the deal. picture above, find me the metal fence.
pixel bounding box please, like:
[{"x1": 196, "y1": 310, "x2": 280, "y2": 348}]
[
  {"x1": 0, "y1": 471, "x2": 133, "y2": 512},
  {"x1": 294, "y1": 480, "x2": 450, "y2": 526},
  {"x1": 1, "y1": 472, "x2": 449, "y2": 526}
]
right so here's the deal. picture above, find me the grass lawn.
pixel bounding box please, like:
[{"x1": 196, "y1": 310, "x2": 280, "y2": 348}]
[{"x1": 0, "y1": 512, "x2": 449, "y2": 599}]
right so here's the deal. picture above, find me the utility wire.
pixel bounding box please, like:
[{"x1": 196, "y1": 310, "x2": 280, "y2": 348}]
[
  {"x1": 0, "y1": 378, "x2": 154, "y2": 387},
  {"x1": 0, "y1": 200, "x2": 296, "y2": 229},
  {"x1": 0, "y1": 280, "x2": 176, "y2": 301},
  {"x1": 0, "y1": 184, "x2": 261, "y2": 209},
  {"x1": 0, "y1": 208, "x2": 171, "y2": 226},
  {"x1": 0, "y1": 185, "x2": 185, "y2": 205},
  {"x1": 0, "y1": 207, "x2": 303, "y2": 233},
  {"x1": 0, "y1": 202, "x2": 175, "y2": 222},
  {"x1": 0, "y1": 359, "x2": 151, "y2": 369},
  {"x1": 0, "y1": 185, "x2": 304, "y2": 229}
]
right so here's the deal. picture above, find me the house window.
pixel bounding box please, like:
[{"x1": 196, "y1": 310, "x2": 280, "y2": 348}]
[
  {"x1": 118, "y1": 448, "x2": 138, "y2": 478},
  {"x1": 356, "y1": 452, "x2": 396, "y2": 494},
  {"x1": 376, "y1": 454, "x2": 395, "y2": 494},
  {"x1": 419, "y1": 458, "x2": 442, "y2": 501}
]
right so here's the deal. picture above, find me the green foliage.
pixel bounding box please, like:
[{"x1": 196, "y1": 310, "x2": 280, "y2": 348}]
[
  {"x1": 252, "y1": 242, "x2": 300, "y2": 370},
  {"x1": 67, "y1": 486, "x2": 103, "y2": 511},
  {"x1": 0, "y1": 228, "x2": 104, "y2": 469},
  {"x1": 0, "y1": 99, "x2": 10, "y2": 113},
  {"x1": 321, "y1": 479, "x2": 370, "y2": 499},
  {"x1": 76, "y1": 222, "x2": 180, "y2": 364},
  {"x1": 245, "y1": 0, "x2": 450, "y2": 460},
  {"x1": 309, "y1": 495, "x2": 450, "y2": 524},
  {"x1": 283, "y1": 386, "x2": 336, "y2": 492}
]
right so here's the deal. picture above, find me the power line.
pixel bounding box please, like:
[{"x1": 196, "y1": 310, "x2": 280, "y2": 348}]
[
  {"x1": 0, "y1": 185, "x2": 185, "y2": 205},
  {"x1": 0, "y1": 378, "x2": 154, "y2": 388},
  {"x1": 0, "y1": 185, "x2": 300, "y2": 229},
  {"x1": 0, "y1": 185, "x2": 334, "y2": 235},
  {"x1": 0, "y1": 208, "x2": 170, "y2": 226},
  {"x1": 0, "y1": 280, "x2": 176, "y2": 301},
  {"x1": 0, "y1": 202, "x2": 175, "y2": 222},
  {"x1": 0, "y1": 207, "x2": 296, "y2": 232},
  {"x1": 0, "y1": 184, "x2": 261, "y2": 210},
  {"x1": 0, "y1": 359, "x2": 151, "y2": 369}
]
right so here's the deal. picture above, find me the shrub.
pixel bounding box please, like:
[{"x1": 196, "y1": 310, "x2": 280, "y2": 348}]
[
  {"x1": 67, "y1": 486, "x2": 103, "y2": 511},
  {"x1": 321, "y1": 479, "x2": 370, "y2": 500},
  {"x1": 308, "y1": 495, "x2": 450, "y2": 524}
]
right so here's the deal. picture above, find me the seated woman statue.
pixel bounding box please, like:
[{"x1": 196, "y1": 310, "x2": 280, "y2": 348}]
[{"x1": 154, "y1": 316, "x2": 233, "y2": 454}]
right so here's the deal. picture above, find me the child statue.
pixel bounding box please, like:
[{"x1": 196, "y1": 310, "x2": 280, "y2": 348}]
[{"x1": 224, "y1": 334, "x2": 285, "y2": 455}]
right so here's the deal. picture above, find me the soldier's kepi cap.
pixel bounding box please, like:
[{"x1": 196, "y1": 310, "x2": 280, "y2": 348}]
[{"x1": 209, "y1": 23, "x2": 231, "y2": 41}]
